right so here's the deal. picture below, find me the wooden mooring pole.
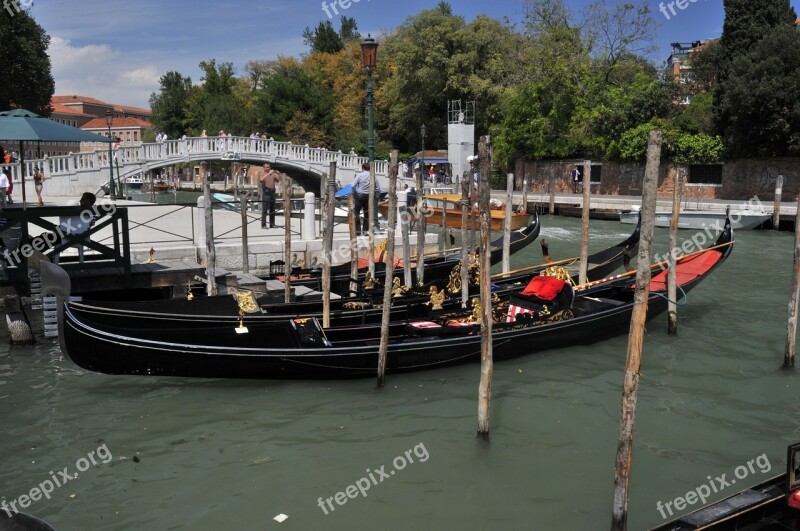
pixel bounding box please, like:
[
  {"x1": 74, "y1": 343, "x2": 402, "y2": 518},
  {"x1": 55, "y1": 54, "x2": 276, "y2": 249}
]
[
  {"x1": 785, "y1": 192, "x2": 800, "y2": 367},
  {"x1": 202, "y1": 163, "x2": 217, "y2": 296},
  {"x1": 548, "y1": 172, "x2": 555, "y2": 216},
  {"x1": 461, "y1": 177, "x2": 469, "y2": 307},
  {"x1": 502, "y1": 173, "x2": 513, "y2": 274},
  {"x1": 348, "y1": 194, "x2": 359, "y2": 297},
  {"x1": 322, "y1": 162, "x2": 336, "y2": 329},
  {"x1": 401, "y1": 191, "x2": 412, "y2": 287},
  {"x1": 368, "y1": 162, "x2": 376, "y2": 276},
  {"x1": 240, "y1": 195, "x2": 250, "y2": 274},
  {"x1": 667, "y1": 168, "x2": 682, "y2": 335},
  {"x1": 477, "y1": 135, "x2": 494, "y2": 439},
  {"x1": 283, "y1": 174, "x2": 292, "y2": 304},
  {"x1": 377, "y1": 151, "x2": 399, "y2": 387},
  {"x1": 774, "y1": 175, "x2": 784, "y2": 231},
  {"x1": 611, "y1": 130, "x2": 662, "y2": 531},
  {"x1": 579, "y1": 160, "x2": 591, "y2": 285},
  {"x1": 416, "y1": 170, "x2": 426, "y2": 285}
]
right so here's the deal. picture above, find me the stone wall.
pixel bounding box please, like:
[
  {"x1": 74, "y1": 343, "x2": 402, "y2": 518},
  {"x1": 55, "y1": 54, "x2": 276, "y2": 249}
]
[{"x1": 514, "y1": 157, "x2": 800, "y2": 201}]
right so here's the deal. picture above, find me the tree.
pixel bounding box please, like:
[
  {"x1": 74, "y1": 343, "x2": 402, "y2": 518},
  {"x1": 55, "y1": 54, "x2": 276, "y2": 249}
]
[
  {"x1": 721, "y1": 25, "x2": 800, "y2": 156},
  {"x1": 713, "y1": 0, "x2": 798, "y2": 154},
  {"x1": 254, "y1": 59, "x2": 334, "y2": 143},
  {"x1": 0, "y1": 5, "x2": 54, "y2": 114},
  {"x1": 149, "y1": 72, "x2": 193, "y2": 139},
  {"x1": 184, "y1": 59, "x2": 254, "y2": 135},
  {"x1": 303, "y1": 17, "x2": 360, "y2": 54}
]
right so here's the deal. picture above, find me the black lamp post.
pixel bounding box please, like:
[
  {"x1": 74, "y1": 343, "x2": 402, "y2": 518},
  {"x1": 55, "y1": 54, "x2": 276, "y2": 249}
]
[
  {"x1": 360, "y1": 35, "x2": 378, "y2": 161},
  {"x1": 105, "y1": 111, "x2": 116, "y2": 200}
]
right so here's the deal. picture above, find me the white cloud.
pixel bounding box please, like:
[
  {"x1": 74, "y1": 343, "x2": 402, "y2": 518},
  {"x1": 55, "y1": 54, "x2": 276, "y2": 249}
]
[{"x1": 48, "y1": 36, "x2": 160, "y2": 108}]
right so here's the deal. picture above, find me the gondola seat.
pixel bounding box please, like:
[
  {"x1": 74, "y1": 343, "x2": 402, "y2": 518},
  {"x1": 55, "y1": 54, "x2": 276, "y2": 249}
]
[{"x1": 507, "y1": 276, "x2": 574, "y2": 323}]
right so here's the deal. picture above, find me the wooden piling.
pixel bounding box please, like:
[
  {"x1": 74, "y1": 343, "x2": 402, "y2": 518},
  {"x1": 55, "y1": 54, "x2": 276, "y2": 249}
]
[
  {"x1": 442, "y1": 196, "x2": 449, "y2": 253},
  {"x1": 461, "y1": 176, "x2": 470, "y2": 307},
  {"x1": 416, "y1": 171, "x2": 426, "y2": 285},
  {"x1": 401, "y1": 190, "x2": 412, "y2": 287},
  {"x1": 477, "y1": 135, "x2": 494, "y2": 439},
  {"x1": 611, "y1": 130, "x2": 662, "y2": 531},
  {"x1": 548, "y1": 173, "x2": 555, "y2": 215},
  {"x1": 368, "y1": 162, "x2": 376, "y2": 276},
  {"x1": 579, "y1": 160, "x2": 591, "y2": 285},
  {"x1": 377, "y1": 151, "x2": 399, "y2": 387},
  {"x1": 322, "y1": 162, "x2": 337, "y2": 328},
  {"x1": 203, "y1": 166, "x2": 217, "y2": 296},
  {"x1": 240, "y1": 195, "x2": 250, "y2": 274},
  {"x1": 283, "y1": 174, "x2": 291, "y2": 304},
  {"x1": 785, "y1": 192, "x2": 800, "y2": 367},
  {"x1": 522, "y1": 175, "x2": 529, "y2": 216},
  {"x1": 502, "y1": 173, "x2": 513, "y2": 273},
  {"x1": 667, "y1": 168, "x2": 682, "y2": 334},
  {"x1": 774, "y1": 175, "x2": 784, "y2": 231},
  {"x1": 348, "y1": 194, "x2": 359, "y2": 297}
]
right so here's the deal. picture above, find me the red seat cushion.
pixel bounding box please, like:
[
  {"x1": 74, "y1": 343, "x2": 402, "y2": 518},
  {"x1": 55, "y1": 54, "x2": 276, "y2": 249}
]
[{"x1": 521, "y1": 276, "x2": 566, "y2": 301}]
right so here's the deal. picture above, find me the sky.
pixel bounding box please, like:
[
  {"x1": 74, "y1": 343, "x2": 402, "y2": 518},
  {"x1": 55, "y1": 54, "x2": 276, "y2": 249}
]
[{"x1": 27, "y1": 0, "x2": 800, "y2": 109}]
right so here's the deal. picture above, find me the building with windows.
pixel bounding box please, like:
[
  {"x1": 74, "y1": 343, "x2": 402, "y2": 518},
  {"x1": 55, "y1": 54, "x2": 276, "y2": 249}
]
[
  {"x1": 664, "y1": 39, "x2": 716, "y2": 105},
  {"x1": 80, "y1": 117, "x2": 152, "y2": 151}
]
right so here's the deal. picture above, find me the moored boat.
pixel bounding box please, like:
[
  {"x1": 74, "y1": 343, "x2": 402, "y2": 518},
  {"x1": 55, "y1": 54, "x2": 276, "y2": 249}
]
[
  {"x1": 620, "y1": 206, "x2": 769, "y2": 230},
  {"x1": 42, "y1": 215, "x2": 731, "y2": 379},
  {"x1": 379, "y1": 193, "x2": 532, "y2": 231}
]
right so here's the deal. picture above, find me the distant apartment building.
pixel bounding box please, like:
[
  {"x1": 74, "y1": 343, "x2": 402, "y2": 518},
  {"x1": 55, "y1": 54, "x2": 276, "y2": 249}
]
[
  {"x1": 664, "y1": 39, "x2": 716, "y2": 105},
  {"x1": 80, "y1": 116, "x2": 153, "y2": 151},
  {"x1": 41, "y1": 95, "x2": 153, "y2": 156}
]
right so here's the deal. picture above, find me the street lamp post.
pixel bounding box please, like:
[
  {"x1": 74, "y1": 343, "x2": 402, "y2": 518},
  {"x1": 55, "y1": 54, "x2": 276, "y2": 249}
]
[
  {"x1": 105, "y1": 111, "x2": 116, "y2": 200},
  {"x1": 360, "y1": 35, "x2": 378, "y2": 161}
]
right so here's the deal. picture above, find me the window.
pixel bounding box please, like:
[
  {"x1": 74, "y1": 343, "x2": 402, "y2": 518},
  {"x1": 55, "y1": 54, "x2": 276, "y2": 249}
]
[
  {"x1": 688, "y1": 164, "x2": 723, "y2": 185},
  {"x1": 577, "y1": 164, "x2": 602, "y2": 183}
]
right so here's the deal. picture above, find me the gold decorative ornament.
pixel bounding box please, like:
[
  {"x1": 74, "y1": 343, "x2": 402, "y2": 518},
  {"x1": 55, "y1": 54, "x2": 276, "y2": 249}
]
[{"x1": 427, "y1": 286, "x2": 445, "y2": 310}]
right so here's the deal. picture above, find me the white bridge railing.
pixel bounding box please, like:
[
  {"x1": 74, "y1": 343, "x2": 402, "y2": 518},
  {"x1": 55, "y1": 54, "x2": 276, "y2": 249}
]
[{"x1": 5, "y1": 136, "x2": 400, "y2": 199}]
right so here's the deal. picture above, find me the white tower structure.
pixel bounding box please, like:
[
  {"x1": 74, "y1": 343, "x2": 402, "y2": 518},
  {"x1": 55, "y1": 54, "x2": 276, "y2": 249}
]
[{"x1": 447, "y1": 100, "x2": 475, "y2": 188}]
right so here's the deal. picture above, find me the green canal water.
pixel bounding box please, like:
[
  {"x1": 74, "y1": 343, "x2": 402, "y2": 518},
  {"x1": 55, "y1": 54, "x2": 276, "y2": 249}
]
[{"x1": 1, "y1": 216, "x2": 797, "y2": 531}]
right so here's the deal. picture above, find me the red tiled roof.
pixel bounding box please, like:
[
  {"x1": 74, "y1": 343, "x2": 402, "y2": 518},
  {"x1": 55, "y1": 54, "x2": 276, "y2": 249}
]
[
  {"x1": 81, "y1": 117, "x2": 152, "y2": 129},
  {"x1": 50, "y1": 103, "x2": 95, "y2": 117},
  {"x1": 52, "y1": 95, "x2": 111, "y2": 106},
  {"x1": 114, "y1": 104, "x2": 151, "y2": 115}
]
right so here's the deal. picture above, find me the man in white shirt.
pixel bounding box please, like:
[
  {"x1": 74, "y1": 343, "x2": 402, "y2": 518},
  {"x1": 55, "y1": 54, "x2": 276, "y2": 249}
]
[{"x1": 0, "y1": 169, "x2": 8, "y2": 208}]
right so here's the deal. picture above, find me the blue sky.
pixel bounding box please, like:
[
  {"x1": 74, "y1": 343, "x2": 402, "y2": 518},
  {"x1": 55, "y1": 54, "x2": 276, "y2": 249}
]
[{"x1": 29, "y1": 0, "x2": 800, "y2": 108}]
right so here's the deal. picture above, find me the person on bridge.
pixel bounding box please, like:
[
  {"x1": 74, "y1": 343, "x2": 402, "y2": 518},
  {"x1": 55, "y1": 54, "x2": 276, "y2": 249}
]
[
  {"x1": 259, "y1": 163, "x2": 282, "y2": 229},
  {"x1": 33, "y1": 166, "x2": 45, "y2": 207}
]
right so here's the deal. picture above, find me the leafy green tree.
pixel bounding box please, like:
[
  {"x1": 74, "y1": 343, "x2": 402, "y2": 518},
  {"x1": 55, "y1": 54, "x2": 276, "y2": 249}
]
[
  {"x1": 303, "y1": 17, "x2": 360, "y2": 54},
  {"x1": 0, "y1": 5, "x2": 54, "y2": 114},
  {"x1": 149, "y1": 72, "x2": 193, "y2": 138},
  {"x1": 184, "y1": 59, "x2": 254, "y2": 135},
  {"x1": 721, "y1": 25, "x2": 800, "y2": 156},
  {"x1": 254, "y1": 60, "x2": 334, "y2": 143},
  {"x1": 714, "y1": 0, "x2": 798, "y2": 154}
]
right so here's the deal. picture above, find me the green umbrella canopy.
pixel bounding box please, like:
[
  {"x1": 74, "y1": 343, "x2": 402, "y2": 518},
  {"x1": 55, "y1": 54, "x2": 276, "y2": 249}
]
[{"x1": 0, "y1": 108, "x2": 111, "y2": 143}]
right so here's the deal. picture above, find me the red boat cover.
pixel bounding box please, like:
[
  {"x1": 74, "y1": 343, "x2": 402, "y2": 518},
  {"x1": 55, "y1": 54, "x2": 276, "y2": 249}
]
[
  {"x1": 521, "y1": 276, "x2": 566, "y2": 301},
  {"x1": 648, "y1": 250, "x2": 722, "y2": 292}
]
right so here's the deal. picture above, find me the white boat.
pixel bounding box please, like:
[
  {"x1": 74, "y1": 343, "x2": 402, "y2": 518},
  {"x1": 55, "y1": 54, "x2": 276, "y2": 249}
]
[
  {"x1": 620, "y1": 206, "x2": 769, "y2": 230},
  {"x1": 123, "y1": 175, "x2": 144, "y2": 189}
]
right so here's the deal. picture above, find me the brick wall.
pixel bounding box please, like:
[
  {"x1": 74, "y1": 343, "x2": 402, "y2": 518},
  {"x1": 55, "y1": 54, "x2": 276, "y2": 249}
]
[{"x1": 514, "y1": 157, "x2": 800, "y2": 201}]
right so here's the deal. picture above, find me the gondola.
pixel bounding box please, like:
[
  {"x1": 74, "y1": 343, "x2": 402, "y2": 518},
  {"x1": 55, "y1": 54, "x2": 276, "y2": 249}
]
[
  {"x1": 272, "y1": 213, "x2": 542, "y2": 296},
  {"x1": 45, "y1": 217, "x2": 641, "y2": 330},
  {"x1": 44, "y1": 215, "x2": 732, "y2": 379},
  {"x1": 650, "y1": 442, "x2": 800, "y2": 530}
]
